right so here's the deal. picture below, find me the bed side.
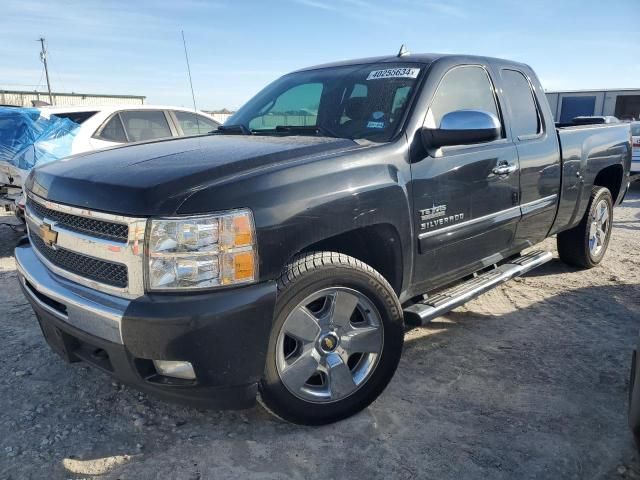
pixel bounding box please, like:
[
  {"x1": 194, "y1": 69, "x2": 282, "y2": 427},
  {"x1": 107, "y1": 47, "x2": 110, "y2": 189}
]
[{"x1": 550, "y1": 123, "x2": 631, "y2": 235}]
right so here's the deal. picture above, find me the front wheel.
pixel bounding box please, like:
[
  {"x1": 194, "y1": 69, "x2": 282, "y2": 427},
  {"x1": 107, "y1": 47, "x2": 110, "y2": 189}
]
[
  {"x1": 557, "y1": 186, "x2": 614, "y2": 268},
  {"x1": 259, "y1": 252, "x2": 404, "y2": 425}
]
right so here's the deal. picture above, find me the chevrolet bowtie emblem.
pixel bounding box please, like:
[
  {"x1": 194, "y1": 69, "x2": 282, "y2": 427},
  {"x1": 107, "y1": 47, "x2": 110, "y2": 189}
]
[{"x1": 39, "y1": 223, "x2": 58, "y2": 247}]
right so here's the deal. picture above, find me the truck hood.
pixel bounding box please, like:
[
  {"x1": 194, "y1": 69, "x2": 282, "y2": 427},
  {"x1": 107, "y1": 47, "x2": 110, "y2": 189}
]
[{"x1": 27, "y1": 135, "x2": 361, "y2": 216}]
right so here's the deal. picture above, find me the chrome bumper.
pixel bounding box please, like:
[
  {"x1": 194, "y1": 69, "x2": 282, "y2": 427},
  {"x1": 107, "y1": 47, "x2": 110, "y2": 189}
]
[{"x1": 15, "y1": 243, "x2": 129, "y2": 344}]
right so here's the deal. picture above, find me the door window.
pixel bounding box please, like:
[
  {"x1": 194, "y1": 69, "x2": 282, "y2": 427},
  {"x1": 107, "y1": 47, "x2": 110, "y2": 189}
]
[
  {"x1": 119, "y1": 110, "x2": 172, "y2": 142},
  {"x1": 174, "y1": 111, "x2": 219, "y2": 136},
  {"x1": 501, "y1": 70, "x2": 541, "y2": 137},
  {"x1": 426, "y1": 65, "x2": 501, "y2": 133},
  {"x1": 98, "y1": 115, "x2": 127, "y2": 142},
  {"x1": 249, "y1": 83, "x2": 323, "y2": 130}
]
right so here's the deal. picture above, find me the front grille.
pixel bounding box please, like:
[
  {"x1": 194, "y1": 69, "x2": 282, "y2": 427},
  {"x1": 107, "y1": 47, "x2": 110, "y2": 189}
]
[
  {"x1": 27, "y1": 197, "x2": 129, "y2": 242},
  {"x1": 31, "y1": 233, "x2": 128, "y2": 288}
]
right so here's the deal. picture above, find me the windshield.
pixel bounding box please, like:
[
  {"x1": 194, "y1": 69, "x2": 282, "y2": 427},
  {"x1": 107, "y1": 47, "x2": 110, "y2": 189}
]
[
  {"x1": 226, "y1": 63, "x2": 424, "y2": 142},
  {"x1": 631, "y1": 123, "x2": 640, "y2": 136}
]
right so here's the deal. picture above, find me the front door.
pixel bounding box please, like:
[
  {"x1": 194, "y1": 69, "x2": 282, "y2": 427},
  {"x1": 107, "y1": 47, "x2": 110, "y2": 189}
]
[{"x1": 410, "y1": 64, "x2": 520, "y2": 291}]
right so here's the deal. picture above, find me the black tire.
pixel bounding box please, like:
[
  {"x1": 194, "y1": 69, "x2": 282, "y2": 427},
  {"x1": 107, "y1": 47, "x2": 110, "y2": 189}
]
[
  {"x1": 259, "y1": 252, "x2": 404, "y2": 425},
  {"x1": 557, "y1": 186, "x2": 613, "y2": 268}
]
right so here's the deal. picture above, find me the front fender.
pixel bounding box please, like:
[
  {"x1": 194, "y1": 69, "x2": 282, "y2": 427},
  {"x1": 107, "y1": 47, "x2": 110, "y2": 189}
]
[{"x1": 177, "y1": 141, "x2": 414, "y2": 288}]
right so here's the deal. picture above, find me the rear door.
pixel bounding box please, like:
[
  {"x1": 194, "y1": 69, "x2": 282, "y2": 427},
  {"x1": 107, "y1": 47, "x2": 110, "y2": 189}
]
[
  {"x1": 496, "y1": 67, "x2": 561, "y2": 247},
  {"x1": 411, "y1": 64, "x2": 520, "y2": 291}
]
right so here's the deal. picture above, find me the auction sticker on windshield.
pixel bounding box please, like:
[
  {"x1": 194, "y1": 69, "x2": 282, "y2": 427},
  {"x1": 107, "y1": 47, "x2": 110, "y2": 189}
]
[{"x1": 366, "y1": 68, "x2": 420, "y2": 80}]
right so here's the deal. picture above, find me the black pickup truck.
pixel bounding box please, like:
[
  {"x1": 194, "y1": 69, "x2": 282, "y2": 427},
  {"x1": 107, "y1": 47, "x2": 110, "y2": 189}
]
[{"x1": 15, "y1": 53, "x2": 631, "y2": 425}]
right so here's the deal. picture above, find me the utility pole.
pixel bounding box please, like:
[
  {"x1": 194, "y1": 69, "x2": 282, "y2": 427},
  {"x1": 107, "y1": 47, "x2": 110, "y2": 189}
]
[{"x1": 37, "y1": 37, "x2": 53, "y2": 105}]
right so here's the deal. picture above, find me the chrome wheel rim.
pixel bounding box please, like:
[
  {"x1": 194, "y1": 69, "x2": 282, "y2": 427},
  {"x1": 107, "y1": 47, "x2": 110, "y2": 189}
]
[
  {"x1": 276, "y1": 287, "x2": 384, "y2": 403},
  {"x1": 588, "y1": 199, "x2": 610, "y2": 257}
]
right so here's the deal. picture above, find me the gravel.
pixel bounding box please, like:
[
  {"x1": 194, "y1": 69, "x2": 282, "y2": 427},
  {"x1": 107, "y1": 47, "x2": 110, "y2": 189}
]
[{"x1": 1, "y1": 185, "x2": 640, "y2": 479}]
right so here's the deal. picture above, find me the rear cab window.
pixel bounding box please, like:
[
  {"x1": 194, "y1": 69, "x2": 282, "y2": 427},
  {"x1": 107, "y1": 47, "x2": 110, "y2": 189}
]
[{"x1": 500, "y1": 69, "x2": 541, "y2": 139}]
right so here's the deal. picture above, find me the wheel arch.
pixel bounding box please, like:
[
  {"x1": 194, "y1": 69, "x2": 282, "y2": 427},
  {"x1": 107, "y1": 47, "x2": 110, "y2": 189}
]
[
  {"x1": 593, "y1": 164, "x2": 624, "y2": 204},
  {"x1": 293, "y1": 223, "x2": 405, "y2": 295}
]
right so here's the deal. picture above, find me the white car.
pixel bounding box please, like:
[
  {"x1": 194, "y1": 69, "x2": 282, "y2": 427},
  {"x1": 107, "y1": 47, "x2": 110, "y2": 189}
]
[
  {"x1": 632, "y1": 121, "x2": 640, "y2": 174},
  {"x1": 0, "y1": 105, "x2": 220, "y2": 216}
]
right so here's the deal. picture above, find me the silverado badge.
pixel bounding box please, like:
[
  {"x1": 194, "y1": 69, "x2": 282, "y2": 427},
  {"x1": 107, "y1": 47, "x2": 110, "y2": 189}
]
[{"x1": 419, "y1": 204, "x2": 464, "y2": 230}]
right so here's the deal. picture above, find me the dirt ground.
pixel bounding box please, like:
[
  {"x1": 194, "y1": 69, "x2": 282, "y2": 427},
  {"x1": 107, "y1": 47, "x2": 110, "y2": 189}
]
[{"x1": 1, "y1": 185, "x2": 640, "y2": 480}]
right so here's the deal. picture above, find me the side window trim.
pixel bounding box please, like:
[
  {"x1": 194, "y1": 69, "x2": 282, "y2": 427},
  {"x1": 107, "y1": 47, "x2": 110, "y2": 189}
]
[
  {"x1": 166, "y1": 110, "x2": 183, "y2": 136},
  {"x1": 425, "y1": 63, "x2": 507, "y2": 152},
  {"x1": 501, "y1": 68, "x2": 544, "y2": 142},
  {"x1": 93, "y1": 112, "x2": 130, "y2": 142},
  {"x1": 163, "y1": 110, "x2": 180, "y2": 137}
]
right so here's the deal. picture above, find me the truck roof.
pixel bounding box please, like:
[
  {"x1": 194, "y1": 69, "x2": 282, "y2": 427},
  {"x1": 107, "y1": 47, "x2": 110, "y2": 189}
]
[{"x1": 294, "y1": 53, "x2": 530, "y2": 73}]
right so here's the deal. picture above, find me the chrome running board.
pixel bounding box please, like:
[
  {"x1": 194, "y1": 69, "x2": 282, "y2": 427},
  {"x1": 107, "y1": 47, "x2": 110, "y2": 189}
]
[{"x1": 403, "y1": 250, "x2": 552, "y2": 326}]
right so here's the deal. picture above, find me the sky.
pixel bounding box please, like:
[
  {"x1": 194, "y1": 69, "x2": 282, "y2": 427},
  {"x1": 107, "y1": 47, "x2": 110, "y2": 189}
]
[{"x1": 2, "y1": 0, "x2": 639, "y2": 110}]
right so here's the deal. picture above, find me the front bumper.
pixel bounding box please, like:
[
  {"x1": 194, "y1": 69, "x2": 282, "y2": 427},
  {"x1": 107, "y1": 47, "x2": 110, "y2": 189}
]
[{"x1": 15, "y1": 243, "x2": 277, "y2": 409}]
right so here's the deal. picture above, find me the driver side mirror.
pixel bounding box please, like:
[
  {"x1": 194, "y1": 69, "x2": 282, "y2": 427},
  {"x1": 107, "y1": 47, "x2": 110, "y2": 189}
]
[{"x1": 421, "y1": 109, "x2": 501, "y2": 149}]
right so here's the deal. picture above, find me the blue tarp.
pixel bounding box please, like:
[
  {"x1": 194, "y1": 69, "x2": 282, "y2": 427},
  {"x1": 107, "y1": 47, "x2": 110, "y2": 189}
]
[{"x1": 0, "y1": 107, "x2": 80, "y2": 171}]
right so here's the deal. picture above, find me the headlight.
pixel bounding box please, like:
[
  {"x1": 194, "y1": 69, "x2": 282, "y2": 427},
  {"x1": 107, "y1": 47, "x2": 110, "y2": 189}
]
[{"x1": 146, "y1": 209, "x2": 256, "y2": 291}]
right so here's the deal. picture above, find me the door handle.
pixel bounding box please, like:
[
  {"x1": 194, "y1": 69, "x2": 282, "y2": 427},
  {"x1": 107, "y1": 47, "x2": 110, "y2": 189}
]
[{"x1": 492, "y1": 163, "x2": 518, "y2": 176}]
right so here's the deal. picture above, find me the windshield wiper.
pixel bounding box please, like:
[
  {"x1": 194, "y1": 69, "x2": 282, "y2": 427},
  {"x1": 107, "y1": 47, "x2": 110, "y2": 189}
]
[
  {"x1": 268, "y1": 125, "x2": 340, "y2": 138},
  {"x1": 213, "y1": 124, "x2": 252, "y2": 135}
]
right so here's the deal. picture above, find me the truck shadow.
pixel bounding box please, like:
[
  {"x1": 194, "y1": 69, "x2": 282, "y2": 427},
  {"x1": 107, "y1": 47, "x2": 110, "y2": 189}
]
[
  {"x1": 520, "y1": 257, "x2": 578, "y2": 277},
  {"x1": 396, "y1": 282, "x2": 640, "y2": 478},
  {"x1": 46, "y1": 282, "x2": 640, "y2": 479}
]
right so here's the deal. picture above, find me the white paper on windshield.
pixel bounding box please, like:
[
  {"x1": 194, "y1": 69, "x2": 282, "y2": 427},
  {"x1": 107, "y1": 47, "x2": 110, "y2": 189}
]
[{"x1": 366, "y1": 68, "x2": 420, "y2": 80}]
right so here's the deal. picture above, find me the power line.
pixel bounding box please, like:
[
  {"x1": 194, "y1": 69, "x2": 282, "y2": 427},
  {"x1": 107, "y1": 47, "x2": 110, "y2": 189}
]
[{"x1": 36, "y1": 64, "x2": 45, "y2": 91}]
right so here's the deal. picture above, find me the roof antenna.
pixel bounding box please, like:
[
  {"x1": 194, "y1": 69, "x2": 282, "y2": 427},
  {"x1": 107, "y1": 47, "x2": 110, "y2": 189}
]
[
  {"x1": 397, "y1": 44, "x2": 410, "y2": 57},
  {"x1": 181, "y1": 30, "x2": 197, "y2": 112},
  {"x1": 182, "y1": 30, "x2": 203, "y2": 133}
]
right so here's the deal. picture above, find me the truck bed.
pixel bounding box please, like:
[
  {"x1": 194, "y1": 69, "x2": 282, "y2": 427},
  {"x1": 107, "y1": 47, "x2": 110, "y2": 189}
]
[{"x1": 551, "y1": 122, "x2": 631, "y2": 234}]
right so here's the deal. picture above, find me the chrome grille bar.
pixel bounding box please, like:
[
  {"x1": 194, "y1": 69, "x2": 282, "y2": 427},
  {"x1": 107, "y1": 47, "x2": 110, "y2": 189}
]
[
  {"x1": 25, "y1": 191, "x2": 147, "y2": 298},
  {"x1": 26, "y1": 196, "x2": 129, "y2": 242}
]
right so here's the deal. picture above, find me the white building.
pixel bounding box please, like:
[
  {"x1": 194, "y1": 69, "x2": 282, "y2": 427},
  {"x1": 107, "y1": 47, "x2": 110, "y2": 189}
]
[
  {"x1": 0, "y1": 89, "x2": 145, "y2": 107},
  {"x1": 546, "y1": 89, "x2": 640, "y2": 122},
  {"x1": 204, "y1": 108, "x2": 235, "y2": 124}
]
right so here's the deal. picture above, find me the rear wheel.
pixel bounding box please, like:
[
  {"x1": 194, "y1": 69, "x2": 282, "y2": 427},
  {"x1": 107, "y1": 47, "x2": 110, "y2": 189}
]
[
  {"x1": 259, "y1": 252, "x2": 404, "y2": 425},
  {"x1": 557, "y1": 186, "x2": 613, "y2": 268}
]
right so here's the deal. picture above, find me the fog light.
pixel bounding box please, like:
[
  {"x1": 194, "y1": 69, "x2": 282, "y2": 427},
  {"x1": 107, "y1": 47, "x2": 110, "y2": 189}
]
[{"x1": 152, "y1": 360, "x2": 196, "y2": 380}]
